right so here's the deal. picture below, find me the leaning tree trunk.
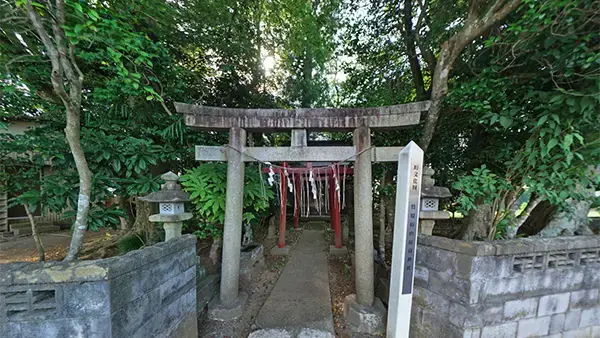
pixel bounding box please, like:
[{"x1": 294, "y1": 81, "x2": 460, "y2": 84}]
[
  {"x1": 419, "y1": 41, "x2": 456, "y2": 153},
  {"x1": 417, "y1": 0, "x2": 523, "y2": 152},
  {"x1": 64, "y1": 107, "x2": 93, "y2": 261},
  {"x1": 24, "y1": 204, "x2": 45, "y2": 262},
  {"x1": 506, "y1": 195, "x2": 543, "y2": 239},
  {"x1": 517, "y1": 201, "x2": 556, "y2": 236}
]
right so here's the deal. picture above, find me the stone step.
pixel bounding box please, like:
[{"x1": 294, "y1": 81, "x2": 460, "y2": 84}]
[
  {"x1": 9, "y1": 222, "x2": 53, "y2": 230},
  {"x1": 0, "y1": 231, "x2": 15, "y2": 239},
  {"x1": 249, "y1": 328, "x2": 334, "y2": 338},
  {"x1": 12, "y1": 225, "x2": 61, "y2": 236}
]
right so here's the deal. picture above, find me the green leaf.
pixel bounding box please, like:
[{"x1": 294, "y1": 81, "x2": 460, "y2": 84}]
[
  {"x1": 564, "y1": 134, "x2": 573, "y2": 148},
  {"x1": 547, "y1": 138, "x2": 558, "y2": 152},
  {"x1": 88, "y1": 9, "x2": 100, "y2": 21},
  {"x1": 499, "y1": 116, "x2": 512, "y2": 128},
  {"x1": 535, "y1": 115, "x2": 548, "y2": 127}
]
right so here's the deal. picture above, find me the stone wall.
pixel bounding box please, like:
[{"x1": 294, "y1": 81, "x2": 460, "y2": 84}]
[
  {"x1": 412, "y1": 235, "x2": 600, "y2": 338},
  {"x1": 0, "y1": 235, "x2": 198, "y2": 338}
]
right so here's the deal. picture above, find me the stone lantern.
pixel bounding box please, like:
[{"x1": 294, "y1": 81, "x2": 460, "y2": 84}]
[
  {"x1": 139, "y1": 171, "x2": 192, "y2": 241},
  {"x1": 419, "y1": 167, "x2": 452, "y2": 235}
]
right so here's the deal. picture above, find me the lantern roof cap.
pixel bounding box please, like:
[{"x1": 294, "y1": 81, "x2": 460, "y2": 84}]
[
  {"x1": 421, "y1": 186, "x2": 452, "y2": 199},
  {"x1": 161, "y1": 171, "x2": 180, "y2": 182},
  {"x1": 139, "y1": 171, "x2": 190, "y2": 203}
]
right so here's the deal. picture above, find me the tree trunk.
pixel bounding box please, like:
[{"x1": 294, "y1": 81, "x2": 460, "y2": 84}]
[
  {"x1": 378, "y1": 171, "x2": 387, "y2": 265},
  {"x1": 463, "y1": 201, "x2": 493, "y2": 241},
  {"x1": 506, "y1": 195, "x2": 543, "y2": 239},
  {"x1": 64, "y1": 107, "x2": 92, "y2": 261},
  {"x1": 24, "y1": 204, "x2": 45, "y2": 262},
  {"x1": 517, "y1": 200, "x2": 556, "y2": 236},
  {"x1": 419, "y1": 43, "x2": 454, "y2": 153},
  {"x1": 301, "y1": 50, "x2": 314, "y2": 108},
  {"x1": 133, "y1": 198, "x2": 154, "y2": 244},
  {"x1": 26, "y1": 2, "x2": 91, "y2": 262},
  {"x1": 540, "y1": 199, "x2": 594, "y2": 237},
  {"x1": 118, "y1": 195, "x2": 133, "y2": 231},
  {"x1": 209, "y1": 235, "x2": 222, "y2": 266},
  {"x1": 383, "y1": 170, "x2": 395, "y2": 233},
  {"x1": 417, "y1": 0, "x2": 523, "y2": 152},
  {"x1": 402, "y1": 0, "x2": 427, "y2": 100}
]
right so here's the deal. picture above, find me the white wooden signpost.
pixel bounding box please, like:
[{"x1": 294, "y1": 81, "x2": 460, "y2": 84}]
[{"x1": 387, "y1": 141, "x2": 424, "y2": 338}]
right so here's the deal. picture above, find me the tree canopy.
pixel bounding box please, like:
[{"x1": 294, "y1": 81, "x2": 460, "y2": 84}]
[{"x1": 1, "y1": 0, "x2": 598, "y2": 258}]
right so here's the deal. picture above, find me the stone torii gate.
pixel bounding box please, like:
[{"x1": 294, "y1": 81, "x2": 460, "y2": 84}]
[{"x1": 176, "y1": 101, "x2": 430, "y2": 332}]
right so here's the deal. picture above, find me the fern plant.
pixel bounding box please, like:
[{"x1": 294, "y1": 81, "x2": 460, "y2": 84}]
[{"x1": 181, "y1": 163, "x2": 275, "y2": 239}]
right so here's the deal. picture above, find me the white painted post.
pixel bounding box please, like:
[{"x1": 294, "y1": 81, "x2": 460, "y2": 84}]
[{"x1": 387, "y1": 141, "x2": 424, "y2": 338}]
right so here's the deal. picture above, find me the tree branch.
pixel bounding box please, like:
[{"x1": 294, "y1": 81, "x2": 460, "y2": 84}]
[
  {"x1": 418, "y1": 0, "x2": 522, "y2": 152},
  {"x1": 414, "y1": 0, "x2": 437, "y2": 74},
  {"x1": 26, "y1": 2, "x2": 70, "y2": 105},
  {"x1": 403, "y1": 0, "x2": 427, "y2": 100}
]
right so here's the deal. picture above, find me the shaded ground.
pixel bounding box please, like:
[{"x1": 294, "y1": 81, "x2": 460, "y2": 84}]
[
  {"x1": 328, "y1": 253, "x2": 355, "y2": 337},
  {"x1": 198, "y1": 224, "x2": 303, "y2": 338},
  {"x1": 254, "y1": 229, "x2": 334, "y2": 336},
  {"x1": 0, "y1": 229, "x2": 117, "y2": 263}
]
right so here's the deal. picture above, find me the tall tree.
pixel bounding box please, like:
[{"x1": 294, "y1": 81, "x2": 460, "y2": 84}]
[
  {"x1": 266, "y1": 0, "x2": 340, "y2": 107},
  {"x1": 2, "y1": 0, "x2": 171, "y2": 259},
  {"x1": 22, "y1": 0, "x2": 91, "y2": 261}
]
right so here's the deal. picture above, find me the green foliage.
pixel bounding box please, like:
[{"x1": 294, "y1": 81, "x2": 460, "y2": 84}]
[
  {"x1": 449, "y1": 0, "x2": 600, "y2": 236},
  {"x1": 181, "y1": 163, "x2": 275, "y2": 239},
  {"x1": 453, "y1": 166, "x2": 512, "y2": 215},
  {"x1": 266, "y1": 0, "x2": 340, "y2": 107}
]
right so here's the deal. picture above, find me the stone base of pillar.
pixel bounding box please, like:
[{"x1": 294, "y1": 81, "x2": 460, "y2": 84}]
[
  {"x1": 329, "y1": 245, "x2": 348, "y2": 256},
  {"x1": 343, "y1": 294, "x2": 386, "y2": 335},
  {"x1": 270, "y1": 246, "x2": 290, "y2": 256},
  {"x1": 342, "y1": 218, "x2": 350, "y2": 243},
  {"x1": 207, "y1": 291, "x2": 249, "y2": 321},
  {"x1": 267, "y1": 215, "x2": 278, "y2": 239}
]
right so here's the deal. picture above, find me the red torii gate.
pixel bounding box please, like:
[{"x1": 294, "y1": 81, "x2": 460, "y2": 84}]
[{"x1": 265, "y1": 164, "x2": 353, "y2": 250}]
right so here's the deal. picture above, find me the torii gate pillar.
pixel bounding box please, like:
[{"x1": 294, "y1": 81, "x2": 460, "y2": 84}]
[
  {"x1": 207, "y1": 127, "x2": 249, "y2": 320},
  {"x1": 353, "y1": 126, "x2": 375, "y2": 306}
]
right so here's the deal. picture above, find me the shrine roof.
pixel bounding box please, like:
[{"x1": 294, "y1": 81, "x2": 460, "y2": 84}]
[{"x1": 176, "y1": 101, "x2": 430, "y2": 131}]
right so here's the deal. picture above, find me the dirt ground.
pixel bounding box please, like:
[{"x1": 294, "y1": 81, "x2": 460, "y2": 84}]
[{"x1": 0, "y1": 229, "x2": 118, "y2": 263}]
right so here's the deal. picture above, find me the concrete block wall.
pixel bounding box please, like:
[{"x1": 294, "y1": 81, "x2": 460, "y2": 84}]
[
  {"x1": 412, "y1": 235, "x2": 600, "y2": 338},
  {"x1": 0, "y1": 235, "x2": 198, "y2": 338}
]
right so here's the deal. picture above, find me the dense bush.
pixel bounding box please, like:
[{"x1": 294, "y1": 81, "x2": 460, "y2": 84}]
[{"x1": 181, "y1": 163, "x2": 275, "y2": 239}]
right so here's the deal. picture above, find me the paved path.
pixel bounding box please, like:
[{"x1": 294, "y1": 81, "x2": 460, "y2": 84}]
[{"x1": 252, "y1": 229, "x2": 334, "y2": 337}]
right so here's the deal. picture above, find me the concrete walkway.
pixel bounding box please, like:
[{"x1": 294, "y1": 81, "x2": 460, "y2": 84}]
[{"x1": 252, "y1": 229, "x2": 334, "y2": 338}]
